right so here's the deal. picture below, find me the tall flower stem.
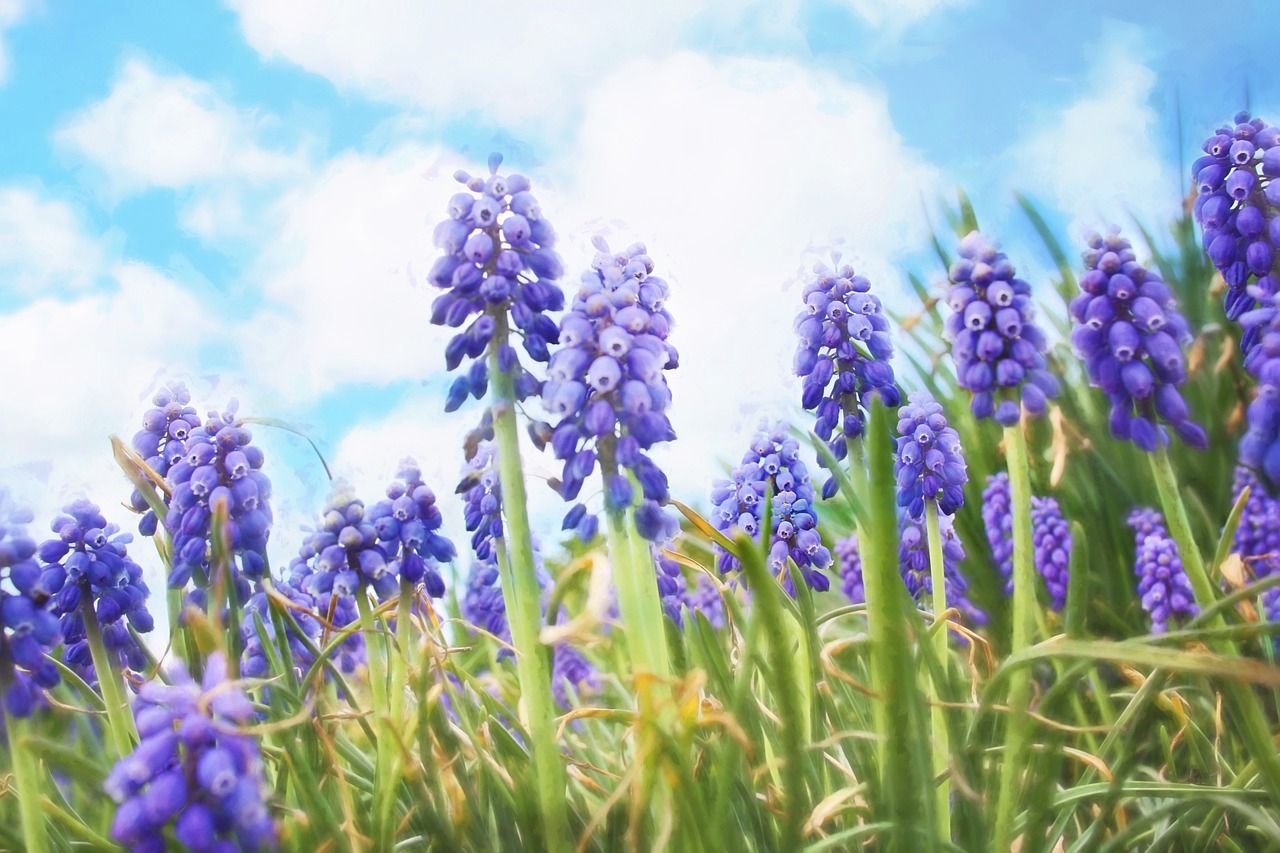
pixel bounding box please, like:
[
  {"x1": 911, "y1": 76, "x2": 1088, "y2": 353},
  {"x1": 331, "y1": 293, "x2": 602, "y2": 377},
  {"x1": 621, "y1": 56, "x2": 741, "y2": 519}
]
[
  {"x1": 993, "y1": 422, "x2": 1037, "y2": 852},
  {"x1": 79, "y1": 596, "x2": 136, "y2": 757},
  {"x1": 924, "y1": 498, "x2": 951, "y2": 839},
  {"x1": 1149, "y1": 445, "x2": 1280, "y2": 800},
  {"x1": 356, "y1": 586, "x2": 395, "y2": 849},
  {"x1": 5, "y1": 711, "x2": 48, "y2": 853},
  {"x1": 488, "y1": 327, "x2": 570, "y2": 853},
  {"x1": 861, "y1": 399, "x2": 934, "y2": 846}
]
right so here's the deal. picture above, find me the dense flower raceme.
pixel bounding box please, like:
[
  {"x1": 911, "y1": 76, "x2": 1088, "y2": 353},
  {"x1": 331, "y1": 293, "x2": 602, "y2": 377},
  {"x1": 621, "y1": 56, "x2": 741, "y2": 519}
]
[
  {"x1": 793, "y1": 258, "x2": 900, "y2": 498},
  {"x1": 165, "y1": 401, "x2": 273, "y2": 614},
  {"x1": 669, "y1": 569, "x2": 728, "y2": 630},
  {"x1": 835, "y1": 534, "x2": 864, "y2": 605},
  {"x1": 982, "y1": 474, "x2": 1072, "y2": 612},
  {"x1": 1069, "y1": 227, "x2": 1207, "y2": 451},
  {"x1": 894, "y1": 391, "x2": 967, "y2": 519},
  {"x1": 459, "y1": 435, "x2": 508, "y2": 563},
  {"x1": 37, "y1": 499, "x2": 154, "y2": 685},
  {"x1": 542, "y1": 237, "x2": 680, "y2": 543},
  {"x1": 1191, "y1": 111, "x2": 1280, "y2": 334},
  {"x1": 944, "y1": 231, "x2": 1059, "y2": 425},
  {"x1": 128, "y1": 382, "x2": 204, "y2": 537},
  {"x1": 0, "y1": 490, "x2": 60, "y2": 716},
  {"x1": 428, "y1": 153, "x2": 565, "y2": 408},
  {"x1": 106, "y1": 653, "x2": 275, "y2": 851},
  {"x1": 1126, "y1": 508, "x2": 1197, "y2": 633},
  {"x1": 1229, "y1": 467, "x2": 1280, "y2": 624},
  {"x1": 240, "y1": 576, "x2": 365, "y2": 683},
  {"x1": 1238, "y1": 287, "x2": 1280, "y2": 490},
  {"x1": 710, "y1": 424, "x2": 832, "y2": 591}
]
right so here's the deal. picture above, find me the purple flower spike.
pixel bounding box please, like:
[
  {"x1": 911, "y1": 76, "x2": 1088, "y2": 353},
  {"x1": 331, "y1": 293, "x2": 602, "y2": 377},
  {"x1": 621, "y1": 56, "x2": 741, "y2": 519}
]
[
  {"x1": 1237, "y1": 287, "x2": 1280, "y2": 491},
  {"x1": 0, "y1": 490, "x2": 60, "y2": 717},
  {"x1": 542, "y1": 238, "x2": 680, "y2": 543},
  {"x1": 793, "y1": 257, "x2": 900, "y2": 497},
  {"x1": 710, "y1": 422, "x2": 831, "y2": 592},
  {"x1": 894, "y1": 391, "x2": 968, "y2": 520},
  {"x1": 670, "y1": 570, "x2": 729, "y2": 629},
  {"x1": 39, "y1": 498, "x2": 153, "y2": 687},
  {"x1": 429, "y1": 154, "x2": 565, "y2": 407},
  {"x1": 944, "y1": 232, "x2": 1058, "y2": 424},
  {"x1": 127, "y1": 382, "x2": 202, "y2": 537},
  {"x1": 984, "y1": 473, "x2": 1073, "y2": 612},
  {"x1": 106, "y1": 652, "x2": 275, "y2": 851},
  {"x1": 1230, "y1": 466, "x2": 1280, "y2": 579},
  {"x1": 897, "y1": 513, "x2": 987, "y2": 630},
  {"x1": 1131, "y1": 527, "x2": 1198, "y2": 634},
  {"x1": 1191, "y1": 111, "x2": 1280, "y2": 342},
  {"x1": 835, "y1": 534, "x2": 864, "y2": 605},
  {"x1": 1070, "y1": 227, "x2": 1206, "y2": 452}
]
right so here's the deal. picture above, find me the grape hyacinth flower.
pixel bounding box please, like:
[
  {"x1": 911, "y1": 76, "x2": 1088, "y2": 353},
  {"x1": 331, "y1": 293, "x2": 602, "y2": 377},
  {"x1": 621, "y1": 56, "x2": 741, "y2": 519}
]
[
  {"x1": 365, "y1": 459, "x2": 455, "y2": 600},
  {"x1": 835, "y1": 534, "x2": 864, "y2": 605},
  {"x1": 127, "y1": 382, "x2": 203, "y2": 537},
  {"x1": 1230, "y1": 466, "x2": 1280, "y2": 577},
  {"x1": 543, "y1": 237, "x2": 680, "y2": 543},
  {"x1": 894, "y1": 391, "x2": 967, "y2": 519},
  {"x1": 428, "y1": 153, "x2": 564, "y2": 408},
  {"x1": 1190, "y1": 111, "x2": 1280, "y2": 333},
  {"x1": 898, "y1": 513, "x2": 987, "y2": 629},
  {"x1": 1069, "y1": 227, "x2": 1207, "y2": 451},
  {"x1": 983, "y1": 474, "x2": 1073, "y2": 611},
  {"x1": 710, "y1": 423, "x2": 833, "y2": 591},
  {"x1": 241, "y1": 575, "x2": 365, "y2": 684},
  {"x1": 165, "y1": 401, "x2": 273, "y2": 614},
  {"x1": 793, "y1": 258, "x2": 900, "y2": 497},
  {"x1": 670, "y1": 570, "x2": 728, "y2": 629},
  {"x1": 944, "y1": 231, "x2": 1059, "y2": 425},
  {"x1": 1133, "y1": 531, "x2": 1198, "y2": 634},
  {"x1": 38, "y1": 499, "x2": 154, "y2": 685},
  {"x1": 0, "y1": 490, "x2": 60, "y2": 717},
  {"x1": 106, "y1": 653, "x2": 275, "y2": 851},
  {"x1": 1126, "y1": 507, "x2": 1168, "y2": 545},
  {"x1": 1238, "y1": 287, "x2": 1280, "y2": 490},
  {"x1": 458, "y1": 437, "x2": 508, "y2": 563}
]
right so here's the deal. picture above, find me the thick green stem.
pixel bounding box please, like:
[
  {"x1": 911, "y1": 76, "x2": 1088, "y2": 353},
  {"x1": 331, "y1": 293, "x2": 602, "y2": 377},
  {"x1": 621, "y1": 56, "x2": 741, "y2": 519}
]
[
  {"x1": 1149, "y1": 446, "x2": 1280, "y2": 801},
  {"x1": 924, "y1": 499, "x2": 951, "y2": 840},
  {"x1": 5, "y1": 712, "x2": 48, "y2": 853},
  {"x1": 993, "y1": 422, "x2": 1037, "y2": 852},
  {"x1": 488, "y1": 329, "x2": 570, "y2": 853},
  {"x1": 79, "y1": 595, "x2": 136, "y2": 757},
  {"x1": 356, "y1": 587, "x2": 394, "y2": 848}
]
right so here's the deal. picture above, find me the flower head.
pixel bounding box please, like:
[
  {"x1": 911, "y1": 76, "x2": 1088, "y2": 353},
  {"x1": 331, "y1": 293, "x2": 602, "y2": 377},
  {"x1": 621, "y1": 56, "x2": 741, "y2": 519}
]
[
  {"x1": 1230, "y1": 466, "x2": 1280, "y2": 578},
  {"x1": 668, "y1": 570, "x2": 729, "y2": 629},
  {"x1": 543, "y1": 237, "x2": 680, "y2": 542},
  {"x1": 127, "y1": 382, "x2": 203, "y2": 537},
  {"x1": 898, "y1": 513, "x2": 987, "y2": 629},
  {"x1": 894, "y1": 391, "x2": 967, "y2": 519},
  {"x1": 38, "y1": 499, "x2": 153, "y2": 686},
  {"x1": 106, "y1": 653, "x2": 275, "y2": 851},
  {"x1": 1190, "y1": 111, "x2": 1280, "y2": 337},
  {"x1": 428, "y1": 153, "x2": 565, "y2": 408},
  {"x1": 944, "y1": 231, "x2": 1059, "y2": 425},
  {"x1": 983, "y1": 473, "x2": 1072, "y2": 612},
  {"x1": 365, "y1": 459, "x2": 454, "y2": 599},
  {"x1": 835, "y1": 534, "x2": 864, "y2": 605},
  {"x1": 1238, "y1": 287, "x2": 1280, "y2": 490},
  {"x1": 0, "y1": 490, "x2": 60, "y2": 717},
  {"x1": 1133, "y1": 532, "x2": 1197, "y2": 633},
  {"x1": 1069, "y1": 227, "x2": 1206, "y2": 451},
  {"x1": 793, "y1": 258, "x2": 899, "y2": 497}
]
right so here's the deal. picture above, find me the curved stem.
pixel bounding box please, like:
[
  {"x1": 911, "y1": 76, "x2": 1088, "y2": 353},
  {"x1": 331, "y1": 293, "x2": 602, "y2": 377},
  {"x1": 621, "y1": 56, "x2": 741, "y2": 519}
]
[
  {"x1": 79, "y1": 594, "x2": 136, "y2": 757},
  {"x1": 488, "y1": 322, "x2": 570, "y2": 853},
  {"x1": 924, "y1": 498, "x2": 951, "y2": 840}
]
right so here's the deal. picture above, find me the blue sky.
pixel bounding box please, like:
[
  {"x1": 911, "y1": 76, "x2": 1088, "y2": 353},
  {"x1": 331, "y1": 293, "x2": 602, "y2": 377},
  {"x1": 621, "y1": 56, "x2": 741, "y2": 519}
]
[{"x1": 1, "y1": 0, "x2": 1275, "y2": 588}]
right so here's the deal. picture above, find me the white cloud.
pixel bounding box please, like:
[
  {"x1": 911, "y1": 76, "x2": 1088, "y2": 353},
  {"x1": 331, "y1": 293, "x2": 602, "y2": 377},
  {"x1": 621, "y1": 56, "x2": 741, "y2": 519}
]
[
  {"x1": 54, "y1": 57, "x2": 303, "y2": 197},
  {"x1": 0, "y1": 0, "x2": 34, "y2": 87},
  {"x1": 1010, "y1": 28, "x2": 1176, "y2": 235},
  {"x1": 0, "y1": 186, "x2": 110, "y2": 295},
  {"x1": 842, "y1": 0, "x2": 970, "y2": 28},
  {"x1": 227, "y1": 0, "x2": 801, "y2": 127}
]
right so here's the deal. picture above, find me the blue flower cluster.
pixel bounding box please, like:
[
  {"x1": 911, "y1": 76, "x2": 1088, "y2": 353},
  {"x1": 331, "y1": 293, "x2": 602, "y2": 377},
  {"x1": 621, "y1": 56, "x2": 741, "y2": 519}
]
[
  {"x1": 106, "y1": 653, "x2": 274, "y2": 851},
  {"x1": 38, "y1": 499, "x2": 153, "y2": 684},
  {"x1": 793, "y1": 259, "x2": 899, "y2": 498},
  {"x1": 898, "y1": 513, "x2": 987, "y2": 629},
  {"x1": 1238, "y1": 287, "x2": 1280, "y2": 490},
  {"x1": 240, "y1": 578, "x2": 365, "y2": 684},
  {"x1": 128, "y1": 382, "x2": 203, "y2": 537},
  {"x1": 1191, "y1": 112, "x2": 1280, "y2": 333},
  {"x1": 1228, "y1": 467, "x2": 1280, "y2": 626},
  {"x1": 1126, "y1": 508, "x2": 1197, "y2": 633},
  {"x1": 945, "y1": 231, "x2": 1059, "y2": 425},
  {"x1": 710, "y1": 424, "x2": 832, "y2": 591},
  {"x1": 1070, "y1": 227, "x2": 1206, "y2": 451},
  {"x1": 835, "y1": 534, "x2": 863, "y2": 606},
  {"x1": 0, "y1": 490, "x2": 59, "y2": 717},
  {"x1": 669, "y1": 570, "x2": 728, "y2": 629},
  {"x1": 367, "y1": 461, "x2": 454, "y2": 598},
  {"x1": 544, "y1": 238, "x2": 679, "y2": 542},
  {"x1": 429, "y1": 153, "x2": 565, "y2": 408},
  {"x1": 894, "y1": 391, "x2": 967, "y2": 519},
  {"x1": 982, "y1": 473, "x2": 1072, "y2": 612},
  {"x1": 459, "y1": 438, "x2": 507, "y2": 562},
  {"x1": 165, "y1": 401, "x2": 273, "y2": 614}
]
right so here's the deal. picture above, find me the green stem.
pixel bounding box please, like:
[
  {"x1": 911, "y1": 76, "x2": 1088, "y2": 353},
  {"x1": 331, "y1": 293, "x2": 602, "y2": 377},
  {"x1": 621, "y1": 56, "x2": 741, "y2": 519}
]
[
  {"x1": 488, "y1": 326, "x2": 570, "y2": 853},
  {"x1": 924, "y1": 499, "x2": 951, "y2": 840},
  {"x1": 79, "y1": 594, "x2": 136, "y2": 757},
  {"x1": 1149, "y1": 445, "x2": 1280, "y2": 802},
  {"x1": 5, "y1": 711, "x2": 48, "y2": 853},
  {"x1": 993, "y1": 422, "x2": 1037, "y2": 852},
  {"x1": 356, "y1": 587, "x2": 393, "y2": 848}
]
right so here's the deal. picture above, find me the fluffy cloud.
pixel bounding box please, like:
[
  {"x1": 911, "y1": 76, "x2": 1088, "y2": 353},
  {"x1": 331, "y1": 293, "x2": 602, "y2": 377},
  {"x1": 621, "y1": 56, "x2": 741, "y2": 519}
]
[
  {"x1": 54, "y1": 57, "x2": 303, "y2": 197},
  {"x1": 842, "y1": 0, "x2": 971, "y2": 28},
  {"x1": 0, "y1": 186, "x2": 110, "y2": 295},
  {"x1": 1010, "y1": 28, "x2": 1176, "y2": 234},
  {"x1": 0, "y1": 0, "x2": 33, "y2": 86},
  {"x1": 227, "y1": 0, "x2": 802, "y2": 127}
]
